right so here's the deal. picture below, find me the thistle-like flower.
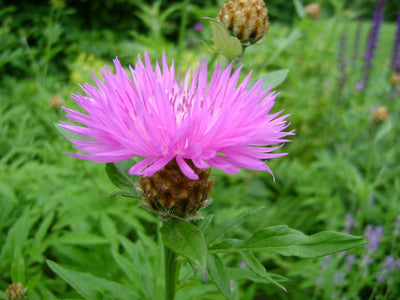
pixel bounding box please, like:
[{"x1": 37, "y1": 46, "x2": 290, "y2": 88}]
[
  {"x1": 371, "y1": 106, "x2": 389, "y2": 123},
  {"x1": 59, "y1": 53, "x2": 292, "y2": 218},
  {"x1": 218, "y1": 0, "x2": 269, "y2": 45},
  {"x1": 305, "y1": 3, "x2": 321, "y2": 19},
  {"x1": 6, "y1": 283, "x2": 26, "y2": 300}
]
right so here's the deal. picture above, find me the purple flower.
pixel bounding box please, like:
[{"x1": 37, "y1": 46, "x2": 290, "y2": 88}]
[
  {"x1": 343, "y1": 213, "x2": 355, "y2": 233},
  {"x1": 321, "y1": 255, "x2": 331, "y2": 270},
  {"x1": 364, "y1": 225, "x2": 383, "y2": 253},
  {"x1": 344, "y1": 254, "x2": 355, "y2": 271},
  {"x1": 391, "y1": 10, "x2": 400, "y2": 72},
  {"x1": 361, "y1": 254, "x2": 374, "y2": 265},
  {"x1": 194, "y1": 22, "x2": 203, "y2": 32},
  {"x1": 376, "y1": 256, "x2": 400, "y2": 283},
  {"x1": 359, "y1": 0, "x2": 387, "y2": 89},
  {"x1": 59, "y1": 53, "x2": 292, "y2": 180},
  {"x1": 315, "y1": 276, "x2": 324, "y2": 286},
  {"x1": 333, "y1": 272, "x2": 345, "y2": 286},
  {"x1": 356, "y1": 82, "x2": 365, "y2": 90}
]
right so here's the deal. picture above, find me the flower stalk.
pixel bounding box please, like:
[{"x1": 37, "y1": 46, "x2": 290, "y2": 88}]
[{"x1": 164, "y1": 244, "x2": 179, "y2": 300}]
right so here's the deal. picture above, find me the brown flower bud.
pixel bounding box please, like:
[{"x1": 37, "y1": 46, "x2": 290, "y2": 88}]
[
  {"x1": 305, "y1": 3, "x2": 321, "y2": 19},
  {"x1": 49, "y1": 94, "x2": 63, "y2": 109},
  {"x1": 138, "y1": 159, "x2": 214, "y2": 220},
  {"x1": 218, "y1": 0, "x2": 269, "y2": 45},
  {"x1": 6, "y1": 283, "x2": 26, "y2": 300},
  {"x1": 372, "y1": 106, "x2": 389, "y2": 123},
  {"x1": 389, "y1": 73, "x2": 399, "y2": 86}
]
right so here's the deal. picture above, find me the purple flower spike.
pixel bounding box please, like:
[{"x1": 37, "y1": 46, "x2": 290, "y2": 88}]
[
  {"x1": 376, "y1": 256, "x2": 400, "y2": 283},
  {"x1": 364, "y1": 225, "x2": 384, "y2": 253},
  {"x1": 59, "y1": 53, "x2": 293, "y2": 180},
  {"x1": 343, "y1": 213, "x2": 355, "y2": 233},
  {"x1": 391, "y1": 11, "x2": 400, "y2": 72},
  {"x1": 359, "y1": 0, "x2": 387, "y2": 89}
]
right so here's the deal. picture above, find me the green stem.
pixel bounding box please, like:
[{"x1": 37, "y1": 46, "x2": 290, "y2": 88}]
[
  {"x1": 164, "y1": 245, "x2": 178, "y2": 300},
  {"x1": 177, "y1": 0, "x2": 190, "y2": 63}
]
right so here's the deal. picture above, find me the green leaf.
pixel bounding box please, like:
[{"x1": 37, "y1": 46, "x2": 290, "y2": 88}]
[
  {"x1": 0, "y1": 208, "x2": 38, "y2": 270},
  {"x1": 293, "y1": 0, "x2": 306, "y2": 18},
  {"x1": 238, "y1": 251, "x2": 286, "y2": 292},
  {"x1": 0, "y1": 291, "x2": 7, "y2": 299},
  {"x1": 198, "y1": 214, "x2": 215, "y2": 233},
  {"x1": 100, "y1": 213, "x2": 118, "y2": 251},
  {"x1": 11, "y1": 247, "x2": 25, "y2": 285},
  {"x1": 33, "y1": 212, "x2": 55, "y2": 246},
  {"x1": 210, "y1": 225, "x2": 367, "y2": 258},
  {"x1": 55, "y1": 233, "x2": 108, "y2": 245},
  {"x1": 134, "y1": 240, "x2": 155, "y2": 299},
  {"x1": 117, "y1": 234, "x2": 137, "y2": 259},
  {"x1": 105, "y1": 159, "x2": 140, "y2": 198},
  {"x1": 111, "y1": 250, "x2": 140, "y2": 282},
  {"x1": 161, "y1": 219, "x2": 207, "y2": 273},
  {"x1": 260, "y1": 69, "x2": 289, "y2": 89},
  {"x1": 375, "y1": 119, "x2": 392, "y2": 142},
  {"x1": 207, "y1": 206, "x2": 265, "y2": 244},
  {"x1": 46, "y1": 260, "x2": 139, "y2": 300},
  {"x1": 208, "y1": 254, "x2": 231, "y2": 299},
  {"x1": 203, "y1": 17, "x2": 243, "y2": 61},
  {"x1": 226, "y1": 267, "x2": 289, "y2": 284}
]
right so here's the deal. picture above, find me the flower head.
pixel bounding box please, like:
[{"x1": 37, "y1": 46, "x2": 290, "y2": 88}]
[
  {"x1": 218, "y1": 0, "x2": 269, "y2": 45},
  {"x1": 59, "y1": 53, "x2": 292, "y2": 181},
  {"x1": 305, "y1": 3, "x2": 321, "y2": 19},
  {"x1": 6, "y1": 283, "x2": 26, "y2": 300},
  {"x1": 364, "y1": 225, "x2": 383, "y2": 253}
]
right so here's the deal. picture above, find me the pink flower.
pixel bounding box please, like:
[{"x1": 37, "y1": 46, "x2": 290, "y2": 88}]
[{"x1": 59, "y1": 53, "x2": 292, "y2": 180}]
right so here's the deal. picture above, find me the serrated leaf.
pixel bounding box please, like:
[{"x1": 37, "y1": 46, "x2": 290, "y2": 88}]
[
  {"x1": 161, "y1": 219, "x2": 207, "y2": 273},
  {"x1": 105, "y1": 159, "x2": 140, "y2": 197},
  {"x1": 207, "y1": 206, "x2": 265, "y2": 244},
  {"x1": 260, "y1": 69, "x2": 289, "y2": 89},
  {"x1": 208, "y1": 254, "x2": 231, "y2": 299},
  {"x1": 203, "y1": 17, "x2": 243, "y2": 61},
  {"x1": 111, "y1": 250, "x2": 141, "y2": 283},
  {"x1": 46, "y1": 260, "x2": 139, "y2": 300},
  {"x1": 238, "y1": 251, "x2": 286, "y2": 292},
  {"x1": 210, "y1": 225, "x2": 367, "y2": 258},
  {"x1": 226, "y1": 267, "x2": 289, "y2": 284}
]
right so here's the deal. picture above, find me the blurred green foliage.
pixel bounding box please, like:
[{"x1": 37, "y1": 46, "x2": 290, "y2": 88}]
[{"x1": 1, "y1": 0, "x2": 400, "y2": 299}]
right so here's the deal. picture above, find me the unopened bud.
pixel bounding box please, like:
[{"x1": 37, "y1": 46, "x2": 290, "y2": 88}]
[
  {"x1": 6, "y1": 283, "x2": 26, "y2": 300},
  {"x1": 305, "y1": 3, "x2": 321, "y2": 19},
  {"x1": 389, "y1": 73, "x2": 399, "y2": 86},
  {"x1": 372, "y1": 106, "x2": 389, "y2": 123},
  {"x1": 218, "y1": 0, "x2": 269, "y2": 45},
  {"x1": 138, "y1": 159, "x2": 214, "y2": 220},
  {"x1": 49, "y1": 94, "x2": 63, "y2": 109}
]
